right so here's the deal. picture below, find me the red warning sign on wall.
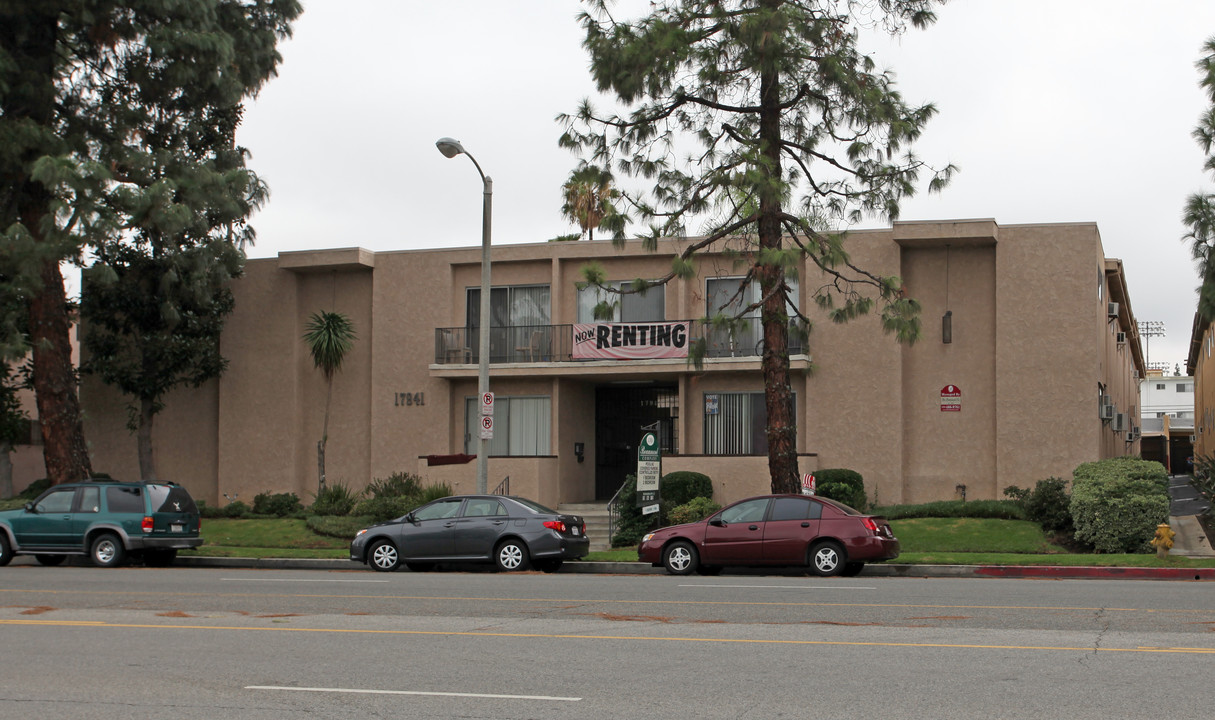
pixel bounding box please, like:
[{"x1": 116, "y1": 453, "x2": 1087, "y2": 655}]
[{"x1": 940, "y1": 385, "x2": 961, "y2": 412}]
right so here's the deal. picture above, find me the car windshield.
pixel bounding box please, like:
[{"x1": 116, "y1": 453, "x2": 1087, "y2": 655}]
[{"x1": 509, "y1": 497, "x2": 558, "y2": 515}]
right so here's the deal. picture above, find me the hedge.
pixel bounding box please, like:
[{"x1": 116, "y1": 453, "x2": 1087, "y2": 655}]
[{"x1": 1070, "y1": 458, "x2": 1169, "y2": 553}]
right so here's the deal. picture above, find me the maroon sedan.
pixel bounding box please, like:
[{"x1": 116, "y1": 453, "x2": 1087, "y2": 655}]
[{"x1": 638, "y1": 494, "x2": 899, "y2": 577}]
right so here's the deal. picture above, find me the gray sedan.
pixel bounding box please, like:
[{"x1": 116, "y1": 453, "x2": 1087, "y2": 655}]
[{"x1": 349, "y1": 495, "x2": 590, "y2": 573}]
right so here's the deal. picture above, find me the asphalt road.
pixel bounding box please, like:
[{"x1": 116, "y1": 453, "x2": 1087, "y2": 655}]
[{"x1": 1, "y1": 565, "x2": 1213, "y2": 719}]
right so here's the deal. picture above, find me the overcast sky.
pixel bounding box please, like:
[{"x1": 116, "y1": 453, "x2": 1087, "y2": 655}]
[{"x1": 235, "y1": 0, "x2": 1215, "y2": 373}]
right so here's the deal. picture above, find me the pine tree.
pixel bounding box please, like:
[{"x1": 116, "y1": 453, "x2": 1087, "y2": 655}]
[
  {"x1": 0, "y1": 1, "x2": 300, "y2": 484},
  {"x1": 560, "y1": 0, "x2": 953, "y2": 493}
]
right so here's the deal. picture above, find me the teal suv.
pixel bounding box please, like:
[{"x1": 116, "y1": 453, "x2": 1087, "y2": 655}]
[{"x1": 0, "y1": 480, "x2": 202, "y2": 568}]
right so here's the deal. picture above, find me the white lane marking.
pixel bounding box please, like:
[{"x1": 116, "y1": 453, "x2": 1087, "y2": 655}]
[
  {"x1": 681, "y1": 584, "x2": 875, "y2": 590},
  {"x1": 246, "y1": 685, "x2": 581, "y2": 701},
  {"x1": 220, "y1": 578, "x2": 388, "y2": 583}
]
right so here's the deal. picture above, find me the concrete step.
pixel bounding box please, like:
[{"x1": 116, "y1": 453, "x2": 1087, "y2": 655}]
[{"x1": 560, "y1": 502, "x2": 612, "y2": 552}]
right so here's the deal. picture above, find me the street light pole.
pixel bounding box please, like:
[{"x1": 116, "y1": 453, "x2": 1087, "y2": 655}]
[{"x1": 436, "y1": 137, "x2": 492, "y2": 494}]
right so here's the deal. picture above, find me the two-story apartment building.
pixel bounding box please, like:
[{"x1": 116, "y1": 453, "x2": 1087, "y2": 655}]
[
  {"x1": 1139, "y1": 368, "x2": 1195, "y2": 472},
  {"x1": 80, "y1": 219, "x2": 1144, "y2": 509}
]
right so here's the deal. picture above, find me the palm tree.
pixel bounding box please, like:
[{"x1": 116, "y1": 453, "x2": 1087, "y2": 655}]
[
  {"x1": 561, "y1": 166, "x2": 622, "y2": 241},
  {"x1": 303, "y1": 311, "x2": 356, "y2": 492}
]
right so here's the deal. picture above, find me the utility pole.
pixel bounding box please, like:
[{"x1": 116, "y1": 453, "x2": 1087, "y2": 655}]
[{"x1": 1137, "y1": 321, "x2": 1165, "y2": 370}]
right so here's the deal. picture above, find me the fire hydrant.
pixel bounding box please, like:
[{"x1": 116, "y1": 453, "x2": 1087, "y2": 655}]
[{"x1": 1150, "y1": 523, "x2": 1176, "y2": 559}]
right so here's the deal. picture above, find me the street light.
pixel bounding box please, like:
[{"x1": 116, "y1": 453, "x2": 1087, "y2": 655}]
[{"x1": 436, "y1": 137, "x2": 493, "y2": 494}]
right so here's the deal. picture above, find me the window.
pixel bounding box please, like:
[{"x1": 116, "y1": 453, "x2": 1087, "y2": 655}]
[
  {"x1": 769, "y1": 496, "x2": 823, "y2": 521},
  {"x1": 463, "y1": 499, "x2": 506, "y2": 517},
  {"x1": 467, "y1": 285, "x2": 551, "y2": 362},
  {"x1": 414, "y1": 499, "x2": 463, "y2": 521},
  {"x1": 465, "y1": 395, "x2": 552, "y2": 456},
  {"x1": 1156, "y1": 384, "x2": 1166, "y2": 390},
  {"x1": 36, "y1": 488, "x2": 75, "y2": 514},
  {"x1": 704, "y1": 391, "x2": 795, "y2": 455},
  {"x1": 704, "y1": 277, "x2": 800, "y2": 357},
  {"x1": 1177, "y1": 383, "x2": 1193, "y2": 393},
  {"x1": 106, "y1": 486, "x2": 144, "y2": 513},
  {"x1": 720, "y1": 498, "x2": 769, "y2": 524},
  {"x1": 79, "y1": 486, "x2": 100, "y2": 513},
  {"x1": 577, "y1": 282, "x2": 665, "y2": 323}
]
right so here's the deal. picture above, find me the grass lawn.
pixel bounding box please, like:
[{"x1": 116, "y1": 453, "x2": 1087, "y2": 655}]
[{"x1": 181, "y1": 515, "x2": 1215, "y2": 568}]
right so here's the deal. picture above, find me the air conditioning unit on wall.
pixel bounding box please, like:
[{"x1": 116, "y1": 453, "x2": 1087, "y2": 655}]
[
  {"x1": 1114, "y1": 413, "x2": 1126, "y2": 432},
  {"x1": 1100, "y1": 403, "x2": 1114, "y2": 421},
  {"x1": 1107, "y1": 302, "x2": 1120, "y2": 318}
]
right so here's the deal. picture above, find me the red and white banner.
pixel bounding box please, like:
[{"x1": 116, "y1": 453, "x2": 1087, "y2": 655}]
[
  {"x1": 572, "y1": 322, "x2": 690, "y2": 360},
  {"x1": 801, "y1": 473, "x2": 816, "y2": 496}
]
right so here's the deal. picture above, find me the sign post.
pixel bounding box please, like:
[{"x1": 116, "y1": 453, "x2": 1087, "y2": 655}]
[{"x1": 636, "y1": 431, "x2": 661, "y2": 515}]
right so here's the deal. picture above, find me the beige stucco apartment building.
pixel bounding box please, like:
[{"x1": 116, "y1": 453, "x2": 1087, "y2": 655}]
[{"x1": 77, "y1": 218, "x2": 1144, "y2": 510}]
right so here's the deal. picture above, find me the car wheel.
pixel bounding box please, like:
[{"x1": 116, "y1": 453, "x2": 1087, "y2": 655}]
[
  {"x1": 534, "y1": 559, "x2": 563, "y2": 573},
  {"x1": 662, "y1": 540, "x2": 698, "y2": 576},
  {"x1": 494, "y1": 539, "x2": 530, "y2": 571},
  {"x1": 841, "y1": 562, "x2": 864, "y2": 577},
  {"x1": 695, "y1": 565, "x2": 722, "y2": 576},
  {"x1": 34, "y1": 554, "x2": 66, "y2": 566},
  {"x1": 368, "y1": 539, "x2": 400, "y2": 572},
  {"x1": 144, "y1": 549, "x2": 178, "y2": 567},
  {"x1": 807, "y1": 541, "x2": 845, "y2": 577},
  {"x1": 405, "y1": 562, "x2": 435, "y2": 572},
  {"x1": 90, "y1": 533, "x2": 126, "y2": 568},
  {"x1": 0, "y1": 533, "x2": 11, "y2": 567}
]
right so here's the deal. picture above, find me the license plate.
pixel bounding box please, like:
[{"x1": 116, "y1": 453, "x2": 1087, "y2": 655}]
[
  {"x1": 171, "y1": 524, "x2": 183, "y2": 533},
  {"x1": 572, "y1": 527, "x2": 580, "y2": 536}
]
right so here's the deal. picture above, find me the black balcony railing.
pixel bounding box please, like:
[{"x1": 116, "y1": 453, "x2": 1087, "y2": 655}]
[{"x1": 433, "y1": 321, "x2": 803, "y2": 365}]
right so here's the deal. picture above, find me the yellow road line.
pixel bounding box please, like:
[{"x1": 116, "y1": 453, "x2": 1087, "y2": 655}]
[{"x1": 1, "y1": 618, "x2": 1213, "y2": 654}]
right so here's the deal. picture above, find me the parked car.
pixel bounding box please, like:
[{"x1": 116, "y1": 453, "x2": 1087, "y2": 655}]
[
  {"x1": 638, "y1": 493, "x2": 898, "y2": 577},
  {"x1": 0, "y1": 480, "x2": 203, "y2": 568},
  {"x1": 350, "y1": 494, "x2": 590, "y2": 573}
]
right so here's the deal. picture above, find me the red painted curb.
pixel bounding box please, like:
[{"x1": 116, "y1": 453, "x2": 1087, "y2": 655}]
[{"x1": 974, "y1": 566, "x2": 1215, "y2": 580}]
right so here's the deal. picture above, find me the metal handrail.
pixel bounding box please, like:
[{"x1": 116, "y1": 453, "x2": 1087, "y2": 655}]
[
  {"x1": 605, "y1": 478, "x2": 632, "y2": 546},
  {"x1": 492, "y1": 476, "x2": 509, "y2": 496}
]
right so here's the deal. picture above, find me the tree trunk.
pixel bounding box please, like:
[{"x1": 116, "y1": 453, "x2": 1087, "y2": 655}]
[
  {"x1": 757, "y1": 8, "x2": 799, "y2": 495},
  {"x1": 317, "y1": 377, "x2": 332, "y2": 493},
  {"x1": 137, "y1": 396, "x2": 157, "y2": 481},
  {"x1": 29, "y1": 258, "x2": 93, "y2": 485},
  {"x1": 0, "y1": 444, "x2": 13, "y2": 499}
]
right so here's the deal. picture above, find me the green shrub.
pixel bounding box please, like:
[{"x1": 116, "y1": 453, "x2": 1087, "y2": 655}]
[
  {"x1": 310, "y1": 482, "x2": 361, "y2": 516},
  {"x1": 875, "y1": 500, "x2": 1025, "y2": 521},
  {"x1": 416, "y1": 482, "x2": 452, "y2": 505},
  {"x1": 351, "y1": 495, "x2": 418, "y2": 523},
  {"x1": 18, "y1": 478, "x2": 50, "y2": 500},
  {"x1": 1071, "y1": 458, "x2": 1169, "y2": 553},
  {"x1": 222, "y1": 500, "x2": 249, "y2": 518},
  {"x1": 659, "y1": 471, "x2": 713, "y2": 508},
  {"x1": 252, "y1": 492, "x2": 303, "y2": 517},
  {"x1": 1024, "y1": 478, "x2": 1074, "y2": 535},
  {"x1": 814, "y1": 468, "x2": 867, "y2": 510},
  {"x1": 307, "y1": 515, "x2": 376, "y2": 540},
  {"x1": 667, "y1": 497, "x2": 721, "y2": 525},
  {"x1": 366, "y1": 472, "x2": 423, "y2": 499},
  {"x1": 610, "y1": 471, "x2": 714, "y2": 546}
]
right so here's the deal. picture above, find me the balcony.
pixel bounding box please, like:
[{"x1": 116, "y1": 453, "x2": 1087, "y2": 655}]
[{"x1": 433, "y1": 321, "x2": 805, "y2": 365}]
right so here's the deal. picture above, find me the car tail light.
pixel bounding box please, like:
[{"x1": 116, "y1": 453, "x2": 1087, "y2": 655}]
[
  {"x1": 142, "y1": 516, "x2": 154, "y2": 533},
  {"x1": 861, "y1": 517, "x2": 880, "y2": 534},
  {"x1": 543, "y1": 520, "x2": 567, "y2": 533}
]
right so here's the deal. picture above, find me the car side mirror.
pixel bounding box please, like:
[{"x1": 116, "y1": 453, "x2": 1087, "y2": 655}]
[
  {"x1": 24, "y1": 502, "x2": 35, "y2": 513},
  {"x1": 708, "y1": 517, "x2": 724, "y2": 527}
]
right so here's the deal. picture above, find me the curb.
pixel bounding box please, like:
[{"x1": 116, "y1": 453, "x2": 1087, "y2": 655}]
[{"x1": 173, "y1": 557, "x2": 1215, "y2": 580}]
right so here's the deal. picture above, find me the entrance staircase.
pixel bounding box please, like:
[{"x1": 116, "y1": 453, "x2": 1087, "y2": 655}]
[{"x1": 559, "y1": 502, "x2": 613, "y2": 553}]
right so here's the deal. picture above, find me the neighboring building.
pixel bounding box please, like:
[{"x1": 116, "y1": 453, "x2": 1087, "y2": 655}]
[
  {"x1": 81, "y1": 219, "x2": 1144, "y2": 510},
  {"x1": 1188, "y1": 313, "x2": 1215, "y2": 463},
  {"x1": 1138, "y1": 368, "x2": 1195, "y2": 473}
]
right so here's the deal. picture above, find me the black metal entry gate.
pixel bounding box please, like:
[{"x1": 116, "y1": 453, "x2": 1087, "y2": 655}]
[{"x1": 594, "y1": 385, "x2": 678, "y2": 500}]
